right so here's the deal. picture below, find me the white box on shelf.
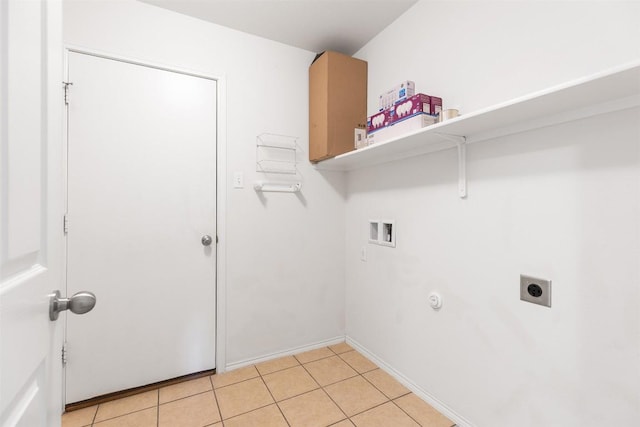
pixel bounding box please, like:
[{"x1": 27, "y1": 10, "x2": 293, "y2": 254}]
[
  {"x1": 354, "y1": 128, "x2": 368, "y2": 149},
  {"x1": 378, "y1": 80, "x2": 415, "y2": 111},
  {"x1": 367, "y1": 113, "x2": 437, "y2": 145}
]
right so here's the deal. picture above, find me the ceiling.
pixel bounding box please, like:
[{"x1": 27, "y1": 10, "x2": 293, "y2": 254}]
[{"x1": 139, "y1": 0, "x2": 418, "y2": 55}]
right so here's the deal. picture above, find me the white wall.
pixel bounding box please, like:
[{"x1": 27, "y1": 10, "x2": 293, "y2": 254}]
[
  {"x1": 63, "y1": 0, "x2": 346, "y2": 367},
  {"x1": 348, "y1": 1, "x2": 640, "y2": 426}
]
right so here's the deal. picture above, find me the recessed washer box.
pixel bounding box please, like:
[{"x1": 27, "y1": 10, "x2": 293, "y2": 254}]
[
  {"x1": 379, "y1": 221, "x2": 396, "y2": 247},
  {"x1": 368, "y1": 220, "x2": 395, "y2": 247},
  {"x1": 369, "y1": 220, "x2": 379, "y2": 244}
]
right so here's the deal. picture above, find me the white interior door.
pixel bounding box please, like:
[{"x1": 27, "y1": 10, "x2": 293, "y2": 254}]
[
  {"x1": 0, "y1": 0, "x2": 64, "y2": 426},
  {"x1": 65, "y1": 51, "x2": 217, "y2": 403}
]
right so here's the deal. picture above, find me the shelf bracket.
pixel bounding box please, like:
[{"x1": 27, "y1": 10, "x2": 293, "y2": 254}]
[
  {"x1": 457, "y1": 139, "x2": 467, "y2": 199},
  {"x1": 433, "y1": 132, "x2": 466, "y2": 145},
  {"x1": 434, "y1": 132, "x2": 467, "y2": 199}
]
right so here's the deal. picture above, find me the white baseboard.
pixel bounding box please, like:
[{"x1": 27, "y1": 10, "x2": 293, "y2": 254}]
[
  {"x1": 346, "y1": 336, "x2": 476, "y2": 427},
  {"x1": 225, "y1": 336, "x2": 346, "y2": 371}
]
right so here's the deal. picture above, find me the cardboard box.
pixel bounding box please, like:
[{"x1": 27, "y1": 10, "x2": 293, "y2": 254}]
[
  {"x1": 309, "y1": 51, "x2": 368, "y2": 163},
  {"x1": 367, "y1": 109, "x2": 392, "y2": 134},
  {"x1": 378, "y1": 80, "x2": 415, "y2": 111},
  {"x1": 390, "y1": 93, "x2": 443, "y2": 124},
  {"x1": 367, "y1": 113, "x2": 437, "y2": 145}
]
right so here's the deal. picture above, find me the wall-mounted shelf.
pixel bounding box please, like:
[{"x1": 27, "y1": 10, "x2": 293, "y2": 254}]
[
  {"x1": 314, "y1": 62, "x2": 640, "y2": 176},
  {"x1": 256, "y1": 133, "x2": 298, "y2": 174}
]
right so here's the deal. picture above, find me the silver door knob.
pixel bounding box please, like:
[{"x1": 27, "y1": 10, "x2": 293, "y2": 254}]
[
  {"x1": 201, "y1": 235, "x2": 213, "y2": 246},
  {"x1": 49, "y1": 290, "x2": 97, "y2": 321}
]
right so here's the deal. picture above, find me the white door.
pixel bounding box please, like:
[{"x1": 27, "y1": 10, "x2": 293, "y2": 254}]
[
  {"x1": 65, "y1": 51, "x2": 217, "y2": 403},
  {"x1": 0, "y1": 0, "x2": 64, "y2": 426}
]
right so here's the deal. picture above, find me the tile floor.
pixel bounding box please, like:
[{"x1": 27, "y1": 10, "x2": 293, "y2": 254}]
[{"x1": 62, "y1": 342, "x2": 455, "y2": 427}]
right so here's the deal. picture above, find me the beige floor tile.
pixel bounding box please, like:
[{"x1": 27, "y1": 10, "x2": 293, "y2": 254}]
[
  {"x1": 363, "y1": 369, "x2": 410, "y2": 399},
  {"x1": 255, "y1": 356, "x2": 299, "y2": 375},
  {"x1": 351, "y1": 402, "x2": 420, "y2": 427},
  {"x1": 223, "y1": 404, "x2": 288, "y2": 427},
  {"x1": 93, "y1": 407, "x2": 157, "y2": 427},
  {"x1": 339, "y1": 351, "x2": 378, "y2": 374},
  {"x1": 215, "y1": 377, "x2": 274, "y2": 419},
  {"x1": 262, "y1": 365, "x2": 319, "y2": 401},
  {"x1": 330, "y1": 420, "x2": 355, "y2": 427},
  {"x1": 278, "y1": 389, "x2": 346, "y2": 427},
  {"x1": 211, "y1": 365, "x2": 259, "y2": 389},
  {"x1": 94, "y1": 390, "x2": 158, "y2": 422},
  {"x1": 324, "y1": 376, "x2": 388, "y2": 417},
  {"x1": 61, "y1": 405, "x2": 97, "y2": 427},
  {"x1": 159, "y1": 376, "x2": 213, "y2": 404},
  {"x1": 294, "y1": 347, "x2": 334, "y2": 364},
  {"x1": 329, "y1": 342, "x2": 353, "y2": 354},
  {"x1": 394, "y1": 393, "x2": 454, "y2": 427},
  {"x1": 304, "y1": 355, "x2": 358, "y2": 386},
  {"x1": 158, "y1": 390, "x2": 220, "y2": 427}
]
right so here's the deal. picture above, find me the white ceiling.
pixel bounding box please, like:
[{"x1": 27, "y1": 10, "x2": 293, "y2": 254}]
[{"x1": 139, "y1": 0, "x2": 418, "y2": 55}]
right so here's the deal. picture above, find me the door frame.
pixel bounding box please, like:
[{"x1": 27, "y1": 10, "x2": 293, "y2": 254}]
[{"x1": 61, "y1": 46, "x2": 228, "y2": 402}]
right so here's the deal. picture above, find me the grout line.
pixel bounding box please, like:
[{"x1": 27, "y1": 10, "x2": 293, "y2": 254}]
[
  {"x1": 91, "y1": 404, "x2": 98, "y2": 426},
  {"x1": 90, "y1": 406, "x2": 157, "y2": 426},
  {"x1": 327, "y1": 419, "x2": 352, "y2": 426},
  {"x1": 391, "y1": 396, "x2": 424, "y2": 427},
  {"x1": 297, "y1": 353, "x2": 352, "y2": 423},
  {"x1": 322, "y1": 369, "x2": 391, "y2": 420},
  {"x1": 213, "y1": 373, "x2": 261, "y2": 391},
  {"x1": 336, "y1": 350, "x2": 379, "y2": 376},
  {"x1": 219, "y1": 402, "x2": 275, "y2": 423},
  {"x1": 255, "y1": 367, "x2": 292, "y2": 427},
  {"x1": 317, "y1": 387, "x2": 350, "y2": 422},
  {"x1": 158, "y1": 389, "x2": 212, "y2": 406},
  {"x1": 359, "y1": 368, "x2": 411, "y2": 401},
  {"x1": 255, "y1": 356, "x2": 301, "y2": 377},
  {"x1": 293, "y1": 348, "x2": 337, "y2": 365},
  {"x1": 258, "y1": 363, "x2": 302, "y2": 378},
  {"x1": 215, "y1": 366, "x2": 287, "y2": 422},
  {"x1": 85, "y1": 389, "x2": 160, "y2": 424},
  {"x1": 313, "y1": 372, "x2": 360, "y2": 388},
  {"x1": 208, "y1": 375, "x2": 224, "y2": 426},
  {"x1": 347, "y1": 399, "x2": 391, "y2": 419}
]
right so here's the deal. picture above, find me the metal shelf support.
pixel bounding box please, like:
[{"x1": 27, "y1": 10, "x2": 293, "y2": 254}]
[
  {"x1": 457, "y1": 140, "x2": 467, "y2": 199},
  {"x1": 434, "y1": 132, "x2": 467, "y2": 199}
]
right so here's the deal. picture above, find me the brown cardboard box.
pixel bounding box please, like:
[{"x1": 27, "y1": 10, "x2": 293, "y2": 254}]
[{"x1": 309, "y1": 51, "x2": 367, "y2": 163}]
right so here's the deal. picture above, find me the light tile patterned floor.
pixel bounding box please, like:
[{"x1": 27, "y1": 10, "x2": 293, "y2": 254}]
[{"x1": 62, "y1": 342, "x2": 455, "y2": 427}]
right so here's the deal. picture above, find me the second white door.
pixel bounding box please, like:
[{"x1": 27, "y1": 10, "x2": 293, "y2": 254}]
[{"x1": 65, "y1": 51, "x2": 217, "y2": 403}]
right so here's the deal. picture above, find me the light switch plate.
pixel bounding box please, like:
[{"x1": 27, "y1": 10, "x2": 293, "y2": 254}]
[{"x1": 233, "y1": 171, "x2": 244, "y2": 189}]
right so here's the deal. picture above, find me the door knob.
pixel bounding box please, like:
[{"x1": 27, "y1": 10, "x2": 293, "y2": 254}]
[
  {"x1": 201, "y1": 235, "x2": 213, "y2": 246},
  {"x1": 49, "y1": 290, "x2": 97, "y2": 321}
]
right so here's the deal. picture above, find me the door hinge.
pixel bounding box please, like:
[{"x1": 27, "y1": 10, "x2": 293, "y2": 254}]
[
  {"x1": 216, "y1": 235, "x2": 219, "y2": 244},
  {"x1": 63, "y1": 214, "x2": 69, "y2": 234},
  {"x1": 62, "y1": 343, "x2": 68, "y2": 365},
  {"x1": 63, "y1": 81, "x2": 73, "y2": 105}
]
